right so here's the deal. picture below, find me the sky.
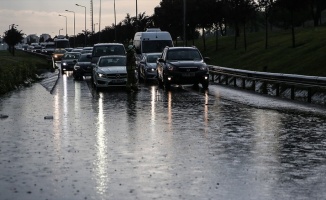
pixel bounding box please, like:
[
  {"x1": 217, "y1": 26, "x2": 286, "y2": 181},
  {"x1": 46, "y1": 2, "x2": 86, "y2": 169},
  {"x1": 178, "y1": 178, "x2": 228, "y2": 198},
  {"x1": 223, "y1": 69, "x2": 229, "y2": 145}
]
[{"x1": 0, "y1": 0, "x2": 161, "y2": 38}]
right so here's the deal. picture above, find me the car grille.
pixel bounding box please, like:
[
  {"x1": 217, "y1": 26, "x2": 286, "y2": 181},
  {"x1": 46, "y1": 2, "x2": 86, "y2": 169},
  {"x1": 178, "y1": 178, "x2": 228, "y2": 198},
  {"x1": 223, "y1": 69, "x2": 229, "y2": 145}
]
[
  {"x1": 178, "y1": 67, "x2": 198, "y2": 72},
  {"x1": 104, "y1": 73, "x2": 127, "y2": 79}
]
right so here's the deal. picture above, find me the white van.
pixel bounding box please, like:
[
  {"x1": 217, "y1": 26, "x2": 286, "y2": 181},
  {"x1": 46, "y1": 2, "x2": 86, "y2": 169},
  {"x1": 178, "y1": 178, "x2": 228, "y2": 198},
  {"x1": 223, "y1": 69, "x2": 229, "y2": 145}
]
[{"x1": 133, "y1": 28, "x2": 173, "y2": 59}]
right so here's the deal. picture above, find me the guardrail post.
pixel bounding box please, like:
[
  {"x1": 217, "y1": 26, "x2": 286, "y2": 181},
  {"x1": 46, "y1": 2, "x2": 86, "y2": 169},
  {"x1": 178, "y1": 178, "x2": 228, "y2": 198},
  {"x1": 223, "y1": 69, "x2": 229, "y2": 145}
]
[
  {"x1": 211, "y1": 73, "x2": 215, "y2": 82},
  {"x1": 242, "y1": 78, "x2": 245, "y2": 89},
  {"x1": 226, "y1": 75, "x2": 229, "y2": 85},
  {"x1": 291, "y1": 86, "x2": 295, "y2": 100},
  {"x1": 308, "y1": 88, "x2": 312, "y2": 103},
  {"x1": 276, "y1": 83, "x2": 280, "y2": 97},
  {"x1": 252, "y1": 80, "x2": 255, "y2": 91},
  {"x1": 233, "y1": 77, "x2": 237, "y2": 87},
  {"x1": 218, "y1": 74, "x2": 221, "y2": 83}
]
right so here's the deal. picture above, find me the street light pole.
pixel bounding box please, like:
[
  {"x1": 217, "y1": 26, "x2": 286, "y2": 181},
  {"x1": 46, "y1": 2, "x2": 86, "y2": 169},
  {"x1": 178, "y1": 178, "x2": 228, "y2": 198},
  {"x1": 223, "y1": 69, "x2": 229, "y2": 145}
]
[
  {"x1": 114, "y1": 0, "x2": 117, "y2": 42},
  {"x1": 99, "y1": 0, "x2": 101, "y2": 42},
  {"x1": 183, "y1": 0, "x2": 186, "y2": 46},
  {"x1": 58, "y1": 14, "x2": 68, "y2": 37},
  {"x1": 94, "y1": 23, "x2": 98, "y2": 33},
  {"x1": 65, "y1": 10, "x2": 75, "y2": 47},
  {"x1": 76, "y1": 4, "x2": 87, "y2": 47}
]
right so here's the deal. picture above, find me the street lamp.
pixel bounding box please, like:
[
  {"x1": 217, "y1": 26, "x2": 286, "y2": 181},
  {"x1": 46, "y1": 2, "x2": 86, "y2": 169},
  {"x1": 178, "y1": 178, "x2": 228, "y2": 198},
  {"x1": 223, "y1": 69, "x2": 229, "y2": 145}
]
[
  {"x1": 58, "y1": 14, "x2": 68, "y2": 36},
  {"x1": 99, "y1": 0, "x2": 101, "y2": 42},
  {"x1": 65, "y1": 9, "x2": 75, "y2": 47},
  {"x1": 76, "y1": 3, "x2": 87, "y2": 47},
  {"x1": 59, "y1": 28, "x2": 63, "y2": 35}
]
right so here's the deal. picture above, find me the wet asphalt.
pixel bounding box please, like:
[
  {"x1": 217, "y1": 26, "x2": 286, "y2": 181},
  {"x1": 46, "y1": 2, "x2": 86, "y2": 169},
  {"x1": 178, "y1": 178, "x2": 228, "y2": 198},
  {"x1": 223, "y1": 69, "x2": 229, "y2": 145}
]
[{"x1": 1, "y1": 70, "x2": 326, "y2": 200}]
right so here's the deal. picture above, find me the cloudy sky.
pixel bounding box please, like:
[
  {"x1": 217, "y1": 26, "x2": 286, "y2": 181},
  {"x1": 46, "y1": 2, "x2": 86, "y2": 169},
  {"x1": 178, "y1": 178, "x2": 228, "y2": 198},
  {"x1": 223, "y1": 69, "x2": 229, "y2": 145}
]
[{"x1": 0, "y1": 0, "x2": 161, "y2": 37}]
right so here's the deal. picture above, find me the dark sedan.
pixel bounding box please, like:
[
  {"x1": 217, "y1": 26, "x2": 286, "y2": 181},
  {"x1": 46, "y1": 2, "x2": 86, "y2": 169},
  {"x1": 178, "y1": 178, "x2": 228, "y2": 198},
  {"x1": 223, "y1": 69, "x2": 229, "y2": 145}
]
[
  {"x1": 61, "y1": 52, "x2": 81, "y2": 74},
  {"x1": 73, "y1": 53, "x2": 92, "y2": 80}
]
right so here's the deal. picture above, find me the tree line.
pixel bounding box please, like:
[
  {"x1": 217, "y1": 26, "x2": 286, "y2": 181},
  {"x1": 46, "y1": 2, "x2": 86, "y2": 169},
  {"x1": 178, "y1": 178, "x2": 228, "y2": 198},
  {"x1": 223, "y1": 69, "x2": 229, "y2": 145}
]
[
  {"x1": 84, "y1": 0, "x2": 326, "y2": 49},
  {"x1": 3, "y1": 0, "x2": 326, "y2": 55}
]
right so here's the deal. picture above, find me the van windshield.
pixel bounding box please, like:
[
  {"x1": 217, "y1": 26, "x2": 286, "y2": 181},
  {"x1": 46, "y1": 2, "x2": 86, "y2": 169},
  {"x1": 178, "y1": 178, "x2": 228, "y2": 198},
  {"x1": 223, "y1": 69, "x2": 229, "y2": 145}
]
[{"x1": 142, "y1": 40, "x2": 173, "y2": 54}]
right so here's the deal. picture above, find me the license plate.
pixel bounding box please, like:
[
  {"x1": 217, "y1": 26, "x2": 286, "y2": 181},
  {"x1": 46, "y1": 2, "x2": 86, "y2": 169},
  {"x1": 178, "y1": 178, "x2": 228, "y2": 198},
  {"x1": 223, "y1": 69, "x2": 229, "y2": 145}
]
[
  {"x1": 182, "y1": 72, "x2": 195, "y2": 77},
  {"x1": 111, "y1": 79, "x2": 124, "y2": 83}
]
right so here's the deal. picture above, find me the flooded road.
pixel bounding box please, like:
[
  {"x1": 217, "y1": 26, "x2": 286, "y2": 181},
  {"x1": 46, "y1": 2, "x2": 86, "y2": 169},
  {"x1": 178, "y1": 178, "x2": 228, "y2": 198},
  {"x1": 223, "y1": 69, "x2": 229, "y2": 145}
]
[{"x1": 1, "y1": 71, "x2": 326, "y2": 200}]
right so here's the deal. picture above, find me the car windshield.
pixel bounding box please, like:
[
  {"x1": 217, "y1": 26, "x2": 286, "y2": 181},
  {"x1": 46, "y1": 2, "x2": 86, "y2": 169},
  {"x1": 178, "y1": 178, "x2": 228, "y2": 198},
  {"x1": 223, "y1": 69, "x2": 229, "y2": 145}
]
[
  {"x1": 54, "y1": 49, "x2": 66, "y2": 53},
  {"x1": 146, "y1": 54, "x2": 160, "y2": 63},
  {"x1": 63, "y1": 53, "x2": 80, "y2": 59},
  {"x1": 99, "y1": 57, "x2": 126, "y2": 67},
  {"x1": 93, "y1": 45, "x2": 125, "y2": 57},
  {"x1": 167, "y1": 49, "x2": 202, "y2": 61},
  {"x1": 142, "y1": 40, "x2": 173, "y2": 53},
  {"x1": 78, "y1": 55, "x2": 92, "y2": 62}
]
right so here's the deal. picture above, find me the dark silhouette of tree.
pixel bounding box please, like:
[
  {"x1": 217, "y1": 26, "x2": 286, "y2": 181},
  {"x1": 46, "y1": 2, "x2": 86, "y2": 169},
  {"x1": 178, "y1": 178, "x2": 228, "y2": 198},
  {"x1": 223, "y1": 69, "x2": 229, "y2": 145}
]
[
  {"x1": 39, "y1": 36, "x2": 45, "y2": 43},
  {"x1": 271, "y1": 0, "x2": 310, "y2": 48},
  {"x1": 308, "y1": 0, "x2": 326, "y2": 26},
  {"x1": 258, "y1": 0, "x2": 274, "y2": 49},
  {"x1": 3, "y1": 24, "x2": 24, "y2": 56}
]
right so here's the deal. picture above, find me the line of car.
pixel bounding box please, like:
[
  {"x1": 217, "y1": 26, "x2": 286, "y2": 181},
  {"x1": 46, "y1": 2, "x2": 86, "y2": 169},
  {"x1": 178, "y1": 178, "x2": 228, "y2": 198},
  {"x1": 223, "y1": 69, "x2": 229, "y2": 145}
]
[{"x1": 52, "y1": 43, "x2": 210, "y2": 91}]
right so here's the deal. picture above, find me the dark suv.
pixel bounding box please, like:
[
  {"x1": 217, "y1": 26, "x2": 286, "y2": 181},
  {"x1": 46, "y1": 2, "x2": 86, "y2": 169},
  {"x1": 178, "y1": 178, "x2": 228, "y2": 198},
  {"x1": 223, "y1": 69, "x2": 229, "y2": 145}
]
[{"x1": 156, "y1": 46, "x2": 209, "y2": 89}]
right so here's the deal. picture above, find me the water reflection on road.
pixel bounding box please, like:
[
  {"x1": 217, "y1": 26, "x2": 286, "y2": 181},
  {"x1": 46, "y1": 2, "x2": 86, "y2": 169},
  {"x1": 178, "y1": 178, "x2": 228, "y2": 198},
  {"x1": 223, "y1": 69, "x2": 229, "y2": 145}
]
[{"x1": 0, "y1": 72, "x2": 326, "y2": 200}]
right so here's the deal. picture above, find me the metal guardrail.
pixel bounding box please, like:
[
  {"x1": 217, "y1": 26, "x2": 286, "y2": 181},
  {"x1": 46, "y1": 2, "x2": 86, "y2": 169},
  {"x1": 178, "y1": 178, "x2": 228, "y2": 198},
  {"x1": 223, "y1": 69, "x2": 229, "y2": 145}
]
[{"x1": 208, "y1": 65, "x2": 326, "y2": 105}]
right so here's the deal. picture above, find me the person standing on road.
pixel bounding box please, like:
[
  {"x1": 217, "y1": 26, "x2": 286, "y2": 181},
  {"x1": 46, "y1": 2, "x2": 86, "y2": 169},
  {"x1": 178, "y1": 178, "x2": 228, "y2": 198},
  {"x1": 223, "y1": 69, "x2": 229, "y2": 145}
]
[{"x1": 126, "y1": 45, "x2": 138, "y2": 92}]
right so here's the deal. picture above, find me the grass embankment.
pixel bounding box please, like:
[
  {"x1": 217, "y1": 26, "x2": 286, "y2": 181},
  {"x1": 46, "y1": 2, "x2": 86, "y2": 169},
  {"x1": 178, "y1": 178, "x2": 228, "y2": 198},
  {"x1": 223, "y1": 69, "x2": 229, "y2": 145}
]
[
  {"x1": 194, "y1": 26, "x2": 326, "y2": 77},
  {"x1": 0, "y1": 50, "x2": 52, "y2": 95}
]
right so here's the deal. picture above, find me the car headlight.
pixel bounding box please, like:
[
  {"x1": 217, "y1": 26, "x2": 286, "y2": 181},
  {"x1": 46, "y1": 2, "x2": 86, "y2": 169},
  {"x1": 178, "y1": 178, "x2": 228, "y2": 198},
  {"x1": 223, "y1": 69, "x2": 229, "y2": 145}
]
[
  {"x1": 74, "y1": 65, "x2": 80, "y2": 70},
  {"x1": 97, "y1": 73, "x2": 104, "y2": 77},
  {"x1": 54, "y1": 55, "x2": 58, "y2": 58},
  {"x1": 199, "y1": 65, "x2": 208, "y2": 71},
  {"x1": 167, "y1": 64, "x2": 174, "y2": 71},
  {"x1": 62, "y1": 62, "x2": 67, "y2": 66}
]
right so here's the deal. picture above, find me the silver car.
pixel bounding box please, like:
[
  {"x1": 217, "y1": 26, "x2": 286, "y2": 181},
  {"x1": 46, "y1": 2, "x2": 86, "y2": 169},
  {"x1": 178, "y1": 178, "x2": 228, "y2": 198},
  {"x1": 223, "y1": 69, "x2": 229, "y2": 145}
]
[{"x1": 92, "y1": 55, "x2": 127, "y2": 88}]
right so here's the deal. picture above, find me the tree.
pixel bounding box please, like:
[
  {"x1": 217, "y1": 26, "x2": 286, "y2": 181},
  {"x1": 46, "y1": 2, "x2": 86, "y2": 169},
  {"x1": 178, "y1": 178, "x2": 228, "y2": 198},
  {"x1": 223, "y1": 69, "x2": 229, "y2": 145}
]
[
  {"x1": 258, "y1": 0, "x2": 274, "y2": 49},
  {"x1": 3, "y1": 24, "x2": 24, "y2": 56},
  {"x1": 271, "y1": 0, "x2": 310, "y2": 48}
]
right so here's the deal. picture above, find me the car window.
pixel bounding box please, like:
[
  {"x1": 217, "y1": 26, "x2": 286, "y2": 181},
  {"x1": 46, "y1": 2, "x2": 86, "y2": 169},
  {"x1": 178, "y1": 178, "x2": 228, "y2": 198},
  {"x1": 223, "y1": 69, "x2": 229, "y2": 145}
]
[
  {"x1": 99, "y1": 57, "x2": 126, "y2": 67},
  {"x1": 78, "y1": 55, "x2": 92, "y2": 62},
  {"x1": 64, "y1": 54, "x2": 80, "y2": 59},
  {"x1": 147, "y1": 55, "x2": 160, "y2": 63},
  {"x1": 167, "y1": 49, "x2": 202, "y2": 61},
  {"x1": 93, "y1": 45, "x2": 125, "y2": 57}
]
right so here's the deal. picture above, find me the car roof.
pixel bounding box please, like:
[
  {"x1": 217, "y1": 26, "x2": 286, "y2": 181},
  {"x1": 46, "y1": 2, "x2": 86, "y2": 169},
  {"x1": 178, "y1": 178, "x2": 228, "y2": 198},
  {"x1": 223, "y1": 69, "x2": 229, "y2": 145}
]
[
  {"x1": 64, "y1": 52, "x2": 80, "y2": 55},
  {"x1": 99, "y1": 55, "x2": 126, "y2": 59},
  {"x1": 166, "y1": 46, "x2": 198, "y2": 50},
  {"x1": 144, "y1": 52, "x2": 161, "y2": 56},
  {"x1": 93, "y1": 43, "x2": 124, "y2": 47}
]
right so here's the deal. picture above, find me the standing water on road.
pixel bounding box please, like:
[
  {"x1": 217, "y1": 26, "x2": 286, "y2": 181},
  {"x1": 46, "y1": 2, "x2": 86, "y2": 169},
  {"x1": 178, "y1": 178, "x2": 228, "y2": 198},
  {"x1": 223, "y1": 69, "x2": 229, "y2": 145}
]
[{"x1": 0, "y1": 73, "x2": 326, "y2": 200}]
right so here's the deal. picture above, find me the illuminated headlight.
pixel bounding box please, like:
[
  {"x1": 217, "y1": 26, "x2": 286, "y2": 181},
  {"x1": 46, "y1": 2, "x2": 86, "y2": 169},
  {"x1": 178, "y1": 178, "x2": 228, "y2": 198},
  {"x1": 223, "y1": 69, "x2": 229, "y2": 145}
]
[
  {"x1": 167, "y1": 64, "x2": 174, "y2": 71},
  {"x1": 54, "y1": 55, "x2": 58, "y2": 58},
  {"x1": 74, "y1": 65, "x2": 80, "y2": 70},
  {"x1": 146, "y1": 68, "x2": 155, "y2": 72},
  {"x1": 97, "y1": 73, "x2": 104, "y2": 77},
  {"x1": 199, "y1": 65, "x2": 208, "y2": 71},
  {"x1": 62, "y1": 62, "x2": 67, "y2": 66}
]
